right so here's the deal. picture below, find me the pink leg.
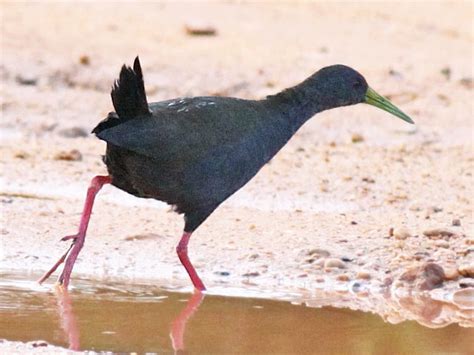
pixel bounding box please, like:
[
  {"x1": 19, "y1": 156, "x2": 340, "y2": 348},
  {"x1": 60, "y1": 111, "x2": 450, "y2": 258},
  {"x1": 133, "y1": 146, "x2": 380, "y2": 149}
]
[
  {"x1": 38, "y1": 175, "x2": 112, "y2": 289},
  {"x1": 176, "y1": 232, "x2": 206, "y2": 291}
]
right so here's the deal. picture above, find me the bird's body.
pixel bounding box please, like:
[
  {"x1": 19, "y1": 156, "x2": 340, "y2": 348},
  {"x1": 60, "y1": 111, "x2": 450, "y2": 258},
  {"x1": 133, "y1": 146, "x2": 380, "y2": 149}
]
[
  {"x1": 39, "y1": 57, "x2": 413, "y2": 291},
  {"x1": 97, "y1": 97, "x2": 285, "y2": 231}
]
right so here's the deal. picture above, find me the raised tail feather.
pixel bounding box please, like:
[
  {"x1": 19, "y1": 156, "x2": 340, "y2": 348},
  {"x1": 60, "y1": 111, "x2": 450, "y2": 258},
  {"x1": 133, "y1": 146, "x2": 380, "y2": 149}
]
[{"x1": 92, "y1": 56, "x2": 150, "y2": 134}]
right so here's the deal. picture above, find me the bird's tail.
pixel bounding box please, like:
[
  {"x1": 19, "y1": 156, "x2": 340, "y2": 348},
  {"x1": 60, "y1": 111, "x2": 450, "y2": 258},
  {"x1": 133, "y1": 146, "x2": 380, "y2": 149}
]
[
  {"x1": 92, "y1": 57, "x2": 150, "y2": 135},
  {"x1": 111, "y1": 56, "x2": 150, "y2": 119}
]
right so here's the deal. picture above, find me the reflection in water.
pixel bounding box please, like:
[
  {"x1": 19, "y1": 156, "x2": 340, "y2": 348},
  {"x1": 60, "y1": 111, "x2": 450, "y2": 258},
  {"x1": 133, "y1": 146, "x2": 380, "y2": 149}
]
[
  {"x1": 54, "y1": 287, "x2": 80, "y2": 350},
  {"x1": 170, "y1": 290, "x2": 205, "y2": 351},
  {"x1": 52, "y1": 285, "x2": 205, "y2": 352},
  {"x1": 0, "y1": 273, "x2": 472, "y2": 353}
]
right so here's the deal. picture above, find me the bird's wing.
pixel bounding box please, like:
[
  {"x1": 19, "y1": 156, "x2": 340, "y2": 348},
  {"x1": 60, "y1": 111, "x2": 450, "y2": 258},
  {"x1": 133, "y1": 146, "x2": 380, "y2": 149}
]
[{"x1": 95, "y1": 97, "x2": 266, "y2": 165}]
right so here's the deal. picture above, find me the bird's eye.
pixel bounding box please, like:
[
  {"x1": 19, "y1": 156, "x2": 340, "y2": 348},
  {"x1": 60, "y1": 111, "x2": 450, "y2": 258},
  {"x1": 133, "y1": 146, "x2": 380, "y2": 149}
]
[{"x1": 353, "y1": 80, "x2": 362, "y2": 88}]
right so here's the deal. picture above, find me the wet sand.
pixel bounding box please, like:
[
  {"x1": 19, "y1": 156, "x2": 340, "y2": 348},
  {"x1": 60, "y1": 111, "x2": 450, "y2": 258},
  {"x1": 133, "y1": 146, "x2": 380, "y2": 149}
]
[{"x1": 1, "y1": 2, "x2": 473, "y2": 351}]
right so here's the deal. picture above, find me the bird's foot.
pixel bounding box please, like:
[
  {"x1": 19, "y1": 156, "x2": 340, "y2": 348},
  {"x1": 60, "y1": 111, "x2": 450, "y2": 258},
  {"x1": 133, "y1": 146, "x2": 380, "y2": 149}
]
[{"x1": 38, "y1": 232, "x2": 85, "y2": 289}]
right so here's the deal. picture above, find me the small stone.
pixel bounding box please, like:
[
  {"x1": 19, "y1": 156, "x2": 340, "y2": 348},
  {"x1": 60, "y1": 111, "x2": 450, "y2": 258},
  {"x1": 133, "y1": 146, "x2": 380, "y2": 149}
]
[
  {"x1": 356, "y1": 271, "x2": 371, "y2": 280},
  {"x1": 54, "y1": 149, "x2": 82, "y2": 161},
  {"x1": 399, "y1": 263, "x2": 445, "y2": 290},
  {"x1": 452, "y1": 218, "x2": 461, "y2": 226},
  {"x1": 214, "y1": 271, "x2": 230, "y2": 276},
  {"x1": 393, "y1": 227, "x2": 412, "y2": 240},
  {"x1": 306, "y1": 248, "x2": 330, "y2": 258},
  {"x1": 336, "y1": 274, "x2": 350, "y2": 281},
  {"x1": 400, "y1": 267, "x2": 418, "y2": 282},
  {"x1": 16, "y1": 73, "x2": 38, "y2": 86},
  {"x1": 314, "y1": 258, "x2": 326, "y2": 267},
  {"x1": 185, "y1": 23, "x2": 217, "y2": 36},
  {"x1": 423, "y1": 228, "x2": 456, "y2": 239},
  {"x1": 443, "y1": 267, "x2": 459, "y2": 281},
  {"x1": 440, "y1": 67, "x2": 451, "y2": 80},
  {"x1": 58, "y1": 126, "x2": 88, "y2": 138},
  {"x1": 452, "y1": 288, "x2": 474, "y2": 309},
  {"x1": 79, "y1": 55, "x2": 90, "y2": 65},
  {"x1": 351, "y1": 133, "x2": 364, "y2": 143},
  {"x1": 458, "y1": 264, "x2": 474, "y2": 278},
  {"x1": 324, "y1": 258, "x2": 346, "y2": 269},
  {"x1": 242, "y1": 271, "x2": 260, "y2": 277},
  {"x1": 459, "y1": 77, "x2": 473, "y2": 89},
  {"x1": 435, "y1": 240, "x2": 449, "y2": 248},
  {"x1": 14, "y1": 151, "x2": 29, "y2": 159},
  {"x1": 459, "y1": 278, "x2": 474, "y2": 288},
  {"x1": 419, "y1": 263, "x2": 445, "y2": 290},
  {"x1": 248, "y1": 253, "x2": 259, "y2": 261},
  {"x1": 30, "y1": 341, "x2": 48, "y2": 347},
  {"x1": 388, "y1": 69, "x2": 403, "y2": 79}
]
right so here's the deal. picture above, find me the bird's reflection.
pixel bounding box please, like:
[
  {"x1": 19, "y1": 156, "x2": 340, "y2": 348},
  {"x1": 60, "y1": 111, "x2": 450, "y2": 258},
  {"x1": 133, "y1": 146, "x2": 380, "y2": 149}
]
[
  {"x1": 53, "y1": 286, "x2": 80, "y2": 351},
  {"x1": 51, "y1": 286, "x2": 205, "y2": 352},
  {"x1": 170, "y1": 290, "x2": 205, "y2": 352}
]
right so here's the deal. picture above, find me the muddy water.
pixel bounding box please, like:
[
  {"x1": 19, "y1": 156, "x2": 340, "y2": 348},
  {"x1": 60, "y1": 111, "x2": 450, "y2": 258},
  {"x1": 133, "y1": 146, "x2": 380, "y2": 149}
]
[{"x1": 0, "y1": 273, "x2": 472, "y2": 354}]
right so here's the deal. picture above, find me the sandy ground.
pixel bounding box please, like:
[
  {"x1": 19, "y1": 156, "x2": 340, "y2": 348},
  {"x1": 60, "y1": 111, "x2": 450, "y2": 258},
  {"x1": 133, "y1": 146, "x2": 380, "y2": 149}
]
[{"x1": 1, "y1": 1, "x2": 473, "y2": 348}]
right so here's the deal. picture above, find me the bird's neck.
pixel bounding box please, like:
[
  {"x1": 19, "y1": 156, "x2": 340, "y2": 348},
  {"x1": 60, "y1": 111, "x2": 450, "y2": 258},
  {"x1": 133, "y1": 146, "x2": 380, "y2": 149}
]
[{"x1": 264, "y1": 75, "x2": 333, "y2": 132}]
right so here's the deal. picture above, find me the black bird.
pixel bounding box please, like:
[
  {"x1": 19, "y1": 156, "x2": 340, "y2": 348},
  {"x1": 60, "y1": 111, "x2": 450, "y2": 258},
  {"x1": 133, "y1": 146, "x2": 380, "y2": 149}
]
[{"x1": 39, "y1": 57, "x2": 413, "y2": 291}]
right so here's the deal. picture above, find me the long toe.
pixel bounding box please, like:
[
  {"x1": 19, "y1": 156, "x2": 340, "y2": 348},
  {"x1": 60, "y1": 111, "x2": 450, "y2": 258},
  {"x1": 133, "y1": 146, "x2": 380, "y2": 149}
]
[{"x1": 57, "y1": 236, "x2": 85, "y2": 289}]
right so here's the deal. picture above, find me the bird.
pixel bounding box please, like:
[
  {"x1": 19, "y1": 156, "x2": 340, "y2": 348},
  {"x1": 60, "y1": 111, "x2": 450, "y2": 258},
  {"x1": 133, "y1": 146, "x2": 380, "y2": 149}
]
[{"x1": 39, "y1": 57, "x2": 413, "y2": 291}]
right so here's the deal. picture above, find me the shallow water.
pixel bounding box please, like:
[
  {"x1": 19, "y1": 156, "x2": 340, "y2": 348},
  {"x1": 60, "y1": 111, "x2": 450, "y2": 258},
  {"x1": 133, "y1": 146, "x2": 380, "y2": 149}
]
[{"x1": 0, "y1": 273, "x2": 472, "y2": 354}]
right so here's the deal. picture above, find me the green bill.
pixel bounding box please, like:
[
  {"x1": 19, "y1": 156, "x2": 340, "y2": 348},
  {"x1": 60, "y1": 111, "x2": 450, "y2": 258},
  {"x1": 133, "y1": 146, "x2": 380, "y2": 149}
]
[{"x1": 365, "y1": 87, "x2": 414, "y2": 124}]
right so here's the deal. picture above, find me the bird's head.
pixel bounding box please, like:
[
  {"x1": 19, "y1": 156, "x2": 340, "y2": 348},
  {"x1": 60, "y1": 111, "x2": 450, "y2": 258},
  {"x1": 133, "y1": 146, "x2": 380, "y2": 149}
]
[{"x1": 313, "y1": 65, "x2": 414, "y2": 124}]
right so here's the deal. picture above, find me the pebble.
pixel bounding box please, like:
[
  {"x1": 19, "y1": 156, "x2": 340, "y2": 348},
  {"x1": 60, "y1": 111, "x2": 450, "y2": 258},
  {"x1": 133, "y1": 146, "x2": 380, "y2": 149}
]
[
  {"x1": 58, "y1": 126, "x2": 88, "y2": 138},
  {"x1": 400, "y1": 263, "x2": 445, "y2": 290},
  {"x1": 356, "y1": 271, "x2": 371, "y2": 280},
  {"x1": 306, "y1": 248, "x2": 330, "y2": 258},
  {"x1": 324, "y1": 258, "x2": 346, "y2": 269},
  {"x1": 15, "y1": 73, "x2": 38, "y2": 86},
  {"x1": 435, "y1": 240, "x2": 449, "y2": 248},
  {"x1": 423, "y1": 228, "x2": 456, "y2": 239},
  {"x1": 459, "y1": 77, "x2": 473, "y2": 90},
  {"x1": 30, "y1": 341, "x2": 48, "y2": 348},
  {"x1": 351, "y1": 133, "x2": 364, "y2": 143},
  {"x1": 248, "y1": 253, "x2": 259, "y2": 261},
  {"x1": 79, "y1": 55, "x2": 90, "y2": 66},
  {"x1": 452, "y1": 218, "x2": 461, "y2": 226},
  {"x1": 54, "y1": 149, "x2": 82, "y2": 161},
  {"x1": 14, "y1": 151, "x2": 29, "y2": 159},
  {"x1": 419, "y1": 263, "x2": 445, "y2": 290},
  {"x1": 400, "y1": 267, "x2": 418, "y2": 282},
  {"x1": 458, "y1": 264, "x2": 474, "y2": 278},
  {"x1": 393, "y1": 227, "x2": 412, "y2": 240},
  {"x1": 336, "y1": 274, "x2": 350, "y2": 281},
  {"x1": 452, "y1": 288, "x2": 474, "y2": 309},
  {"x1": 443, "y1": 267, "x2": 460, "y2": 281},
  {"x1": 214, "y1": 271, "x2": 230, "y2": 276},
  {"x1": 242, "y1": 271, "x2": 260, "y2": 277},
  {"x1": 185, "y1": 23, "x2": 217, "y2": 36},
  {"x1": 459, "y1": 278, "x2": 474, "y2": 288},
  {"x1": 441, "y1": 67, "x2": 451, "y2": 80}
]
